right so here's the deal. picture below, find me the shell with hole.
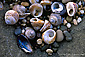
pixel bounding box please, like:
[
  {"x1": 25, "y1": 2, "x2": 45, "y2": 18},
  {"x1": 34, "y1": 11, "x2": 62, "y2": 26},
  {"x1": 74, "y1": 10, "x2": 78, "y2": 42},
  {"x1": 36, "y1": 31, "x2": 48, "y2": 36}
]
[
  {"x1": 66, "y1": 2, "x2": 78, "y2": 16},
  {"x1": 25, "y1": 27, "x2": 36, "y2": 39},
  {"x1": 40, "y1": 20, "x2": 53, "y2": 32},
  {"x1": 30, "y1": 18, "x2": 44, "y2": 31},
  {"x1": 29, "y1": 3, "x2": 43, "y2": 17},
  {"x1": 5, "y1": 10, "x2": 19, "y2": 25},
  {"x1": 42, "y1": 29, "x2": 56, "y2": 44},
  {"x1": 49, "y1": 13, "x2": 62, "y2": 26},
  {"x1": 13, "y1": 5, "x2": 30, "y2": 19}
]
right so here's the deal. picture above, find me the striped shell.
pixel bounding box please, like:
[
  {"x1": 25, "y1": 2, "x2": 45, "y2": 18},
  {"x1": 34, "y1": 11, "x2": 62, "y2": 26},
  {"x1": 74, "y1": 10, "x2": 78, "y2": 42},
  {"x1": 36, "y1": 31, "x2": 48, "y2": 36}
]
[{"x1": 5, "y1": 10, "x2": 19, "y2": 25}]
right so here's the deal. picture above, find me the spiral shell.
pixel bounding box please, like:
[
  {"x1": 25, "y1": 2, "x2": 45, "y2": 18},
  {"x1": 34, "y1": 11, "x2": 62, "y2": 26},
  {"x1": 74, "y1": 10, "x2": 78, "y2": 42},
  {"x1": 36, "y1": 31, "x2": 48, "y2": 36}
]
[
  {"x1": 49, "y1": 13, "x2": 62, "y2": 26},
  {"x1": 42, "y1": 29, "x2": 56, "y2": 44},
  {"x1": 5, "y1": 10, "x2": 19, "y2": 25},
  {"x1": 29, "y1": 3, "x2": 43, "y2": 17},
  {"x1": 25, "y1": 27, "x2": 36, "y2": 39},
  {"x1": 30, "y1": 18, "x2": 44, "y2": 31},
  {"x1": 29, "y1": 0, "x2": 39, "y2": 4},
  {"x1": 40, "y1": 0, "x2": 51, "y2": 5},
  {"x1": 66, "y1": 2, "x2": 78, "y2": 16},
  {"x1": 40, "y1": 20, "x2": 52, "y2": 32}
]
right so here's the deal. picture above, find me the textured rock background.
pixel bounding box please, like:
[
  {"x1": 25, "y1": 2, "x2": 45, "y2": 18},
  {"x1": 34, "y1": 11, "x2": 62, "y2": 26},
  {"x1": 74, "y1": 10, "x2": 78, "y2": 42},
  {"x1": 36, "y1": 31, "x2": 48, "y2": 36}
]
[{"x1": 0, "y1": 4, "x2": 85, "y2": 57}]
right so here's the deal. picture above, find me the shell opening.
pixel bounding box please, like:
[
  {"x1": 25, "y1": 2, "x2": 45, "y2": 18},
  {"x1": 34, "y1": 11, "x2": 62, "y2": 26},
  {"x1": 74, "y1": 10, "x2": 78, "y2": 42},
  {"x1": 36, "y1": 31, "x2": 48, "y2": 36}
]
[
  {"x1": 53, "y1": 3, "x2": 59, "y2": 9},
  {"x1": 69, "y1": 9, "x2": 73, "y2": 15}
]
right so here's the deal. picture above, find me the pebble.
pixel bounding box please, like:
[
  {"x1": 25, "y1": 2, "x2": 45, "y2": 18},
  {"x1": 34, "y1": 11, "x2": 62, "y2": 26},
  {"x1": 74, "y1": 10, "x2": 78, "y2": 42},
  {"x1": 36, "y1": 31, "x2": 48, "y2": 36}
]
[
  {"x1": 73, "y1": 19, "x2": 78, "y2": 25},
  {"x1": 63, "y1": 31, "x2": 72, "y2": 41},
  {"x1": 14, "y1": 28, "x2": 22, "y2": 35},
  {"x1": 62, "y1": 0, "x2": 72, "y2": 3},
  {"x1": 66, "y1": 16, "x2": 72, "y2": 22},
  {"x1": 10, "y1": 4, "x2": 13, "y2": 8},
  {"x1": 41, "y1": 45, "x2": 49, "y2": 51},
  {"x1": 22, "y1": 29, "x2": 25, "y2": 34},
  {"x1": 37, "y1": 39, "x2": 42, "y2": 45},
  {"x1": 60, "y1": 25, "x2": 67, "y2": 31},
  {"x1": 46, "y1": 49, "x2": 53, "y2": 56},
  {"x1": 52, "y1": 42, "x2": 59, "y2": 48},
  {"x1": 63, "y1": 19, "x2": 67, "y2": 25},
  {"x1": 22, "y1": 19, "x2": 27, "y2": 23},
  {"x1": 56, "y1": 30, "x2": 64, "y2": 42},
  {"x1": 21, "y1": 2, "x2": 29, "y2": 6},
  {"x1": 66, "y1": 23, "x2": 71, "y2": 28},
  {"x1": 80, "y1": 10, "x2": 84, "y2": 14},
  {"x1": 53, "y1": 27, "x2": 57, "y2": 31},
  {"x1": 37, "y1": 32, "x2": 41, "y2": 38},
  {"x1": 52, "y1": 48, "x2": 58, "y2": 53},
  {"x1": 77, "y1": 17, "x2": 82, "y2": 23}
]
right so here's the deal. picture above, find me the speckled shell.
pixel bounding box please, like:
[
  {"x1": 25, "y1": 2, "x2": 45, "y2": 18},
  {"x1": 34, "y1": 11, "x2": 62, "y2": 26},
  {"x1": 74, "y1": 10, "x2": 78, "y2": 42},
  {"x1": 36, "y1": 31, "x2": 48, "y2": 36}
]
[
  {"x1": 30, "y1": 18, "x2": 44, "y2": 31},
  {"x1": 40, "y1": 0, "x2": 51, "y2": 5},
  {"x1": 49, "y1": 13, "x2": 62, "y2": 26},
  {"x1": 25, "y1": 27, "x2": 36, "y2": 39},
  {"x1": 51, "y1": 2, "x2": 64, "y2": 13},
  {"x1": 29, "y1": 0, "x2": 39, "y2": 4},
  {"x1": 42, "y1": 29, "x2": 56, "y2": 44},
  {"x1": 5, "y1": 10, "x2": 19, "y2": 25},
  {"x1": 66, "y1": 2, "x2": 78, "y2": 16},
  {"x1": 29, "y1": 3, "x2": 43, "y2": 17},
  {"x1": 40, "y1": 20, "x2": 52, "y2": 32},
  {"x1": 0, "y1": 2, "x2": 3, "y2": 10}
]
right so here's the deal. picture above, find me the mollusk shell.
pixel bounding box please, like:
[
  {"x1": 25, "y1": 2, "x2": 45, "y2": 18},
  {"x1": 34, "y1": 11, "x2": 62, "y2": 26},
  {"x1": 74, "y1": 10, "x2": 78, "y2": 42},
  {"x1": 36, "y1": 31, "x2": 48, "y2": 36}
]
[
  {"x1": 29, "y1": 3, "x2": 43, "y2": 17},
  {"x1": 40, "y1": 0, "x2": 51, "y2": 5},
  {"x1": 42, "y1": 29, "x2": 56, "y2": 44},
  {"x1": 30, "y1": 18, "x2": 44, "y2": 31},
  {"x1": 66, "y1": 2, "x2": 78, "y2": 16},
  {"x1": 25, "y1": 27, "x2": 36, "y2": 39},
  {"x1": 40, "y1": 20, "x2": 52, "y2": 32},
  {"x1": 29, "y1": 0, "x2": 39, "y2": 4},
  {"x1": 49, "y1": 13, "x2": 62, "y2": 26},
  {"x1": 5, "y1": 10, "x2": 19, "y2": 25},
  {"x1": 51, "y1": 2, "x2": 64, "y2": 13},
  {"x1": 17, "y1": 35, "x2": 33, "y2": 53}
]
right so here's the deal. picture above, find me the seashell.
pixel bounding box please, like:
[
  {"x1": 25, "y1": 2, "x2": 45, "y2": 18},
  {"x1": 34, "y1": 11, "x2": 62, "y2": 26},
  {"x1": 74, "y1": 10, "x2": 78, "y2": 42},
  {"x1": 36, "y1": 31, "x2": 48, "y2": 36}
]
[
  {"x1": 30, "y1": 18, "x2": 44, "y2": 31},
  {"x1": 29, "y1": 0, "x2": 39, "y2": 4},
  {"x1": 40, "y1": 20, "x2": 52, "y2": 32},
  {"x1": 0, "y1": 2, "x2": 3, "y2": 10},
  {"x1": 25, "y1": 27, "x2": 36, "y2": 39},
  {"x1": 13, "y1": 5, "x2": 30, "y2": 19},
  {"x1": 17, "y1": 35, "x2": 33, "y2": 53},
  {"x1": 29, "y1": 3, "x2": 43, "y2": 17},
  {"x1": 40, "y1": 0, "x2": 51, "y2": 5},
  {"x1": 5, "y1": 10, "x2": 19, "y2": 25},
  {"x1": 49, "y1": 13, "x2": 62, "y2": 26},
  {"x1": 21, "y1": 2, "x2": 29, "y2": 6},
  {"x1": 62, "y1": 0, "x2": 72, "y2": 3},
  {"x1": 37, "y1": 38, "x2": 42, "y2": 45},
  {"x1": 66, "y1": 2, "x2": 78, "y2": 16},
  {"x1": 46, "y1": 49, "x2": 53, "y2": 55},
  {"x1": 51, "y1": 2, "x2": 66, "y2": 15},
  {"x1": 42, "y1": 29, "x2": 56, "y2": 44}
]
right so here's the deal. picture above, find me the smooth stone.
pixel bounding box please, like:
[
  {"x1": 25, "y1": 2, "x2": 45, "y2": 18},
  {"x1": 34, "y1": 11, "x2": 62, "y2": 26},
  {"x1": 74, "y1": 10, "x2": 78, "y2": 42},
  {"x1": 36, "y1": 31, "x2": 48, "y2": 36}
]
[
  {"x1": 60, "y1": 25, "x2": 67, "y2": 31},
  {"x1": 56, "y1": 30, "x2": 64, "y2": 42},
  {"x1": 63, "y1": 31, "x2": 72, "y2": 41},
  {"x1": 41, "y1": 45, "x2": 49, "y2": 51},
  {"x1": 66, "y1": 23, "x2": 71, "y2": 28},
  {"x1": 14, "y1": 28, "x2": 22, "y2": 35},
  {"x1": 66, "y1": 16, "x2": 72, "y2": 22},
  {"x1": 52, "y1": 42, "x2": 59, "y2": 48},
  {"x1": 52, "y1": 48, "x2": 58, "y2": 53},
  {"x1": 62, "y1": 0, "x2": 72, "y2": 3},
  {"x1": 73, "y1": 19, "x2": 78, "y2": 25}
]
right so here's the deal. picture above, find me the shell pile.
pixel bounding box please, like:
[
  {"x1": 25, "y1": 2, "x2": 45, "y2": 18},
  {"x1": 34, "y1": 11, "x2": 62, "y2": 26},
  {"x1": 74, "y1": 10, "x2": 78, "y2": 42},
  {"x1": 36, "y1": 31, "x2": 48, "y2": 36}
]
[{"x1": 2, "y1": 0, "x2": 85, "y2": 56}]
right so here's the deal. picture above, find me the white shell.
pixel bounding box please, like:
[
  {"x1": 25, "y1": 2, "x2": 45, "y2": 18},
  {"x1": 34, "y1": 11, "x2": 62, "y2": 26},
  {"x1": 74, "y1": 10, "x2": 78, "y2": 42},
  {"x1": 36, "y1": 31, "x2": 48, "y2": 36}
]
[
  {"x1": 29, "y1": 3, "x2": 43, "y2": 17},
  {"x1": 40, "y1": 0, "x2": 51, "y2": 5},
  {"x1": 5, "y1": 10, "x2": 19, "y2": 25},
  {"x1": 77, "y1": 17, "x2": 82, "y2": 23},
  {"x1": 66, "y1": 23, "x2": 71, "y2": 28},
  {"x1": 25, "y1": 27, "x2": 36, "y2": 39},
  {"x1": 37, "y1": 39, "x2": 42, "y2": 45},
  {"x1": 40, "y1": 20, "x2": 52, "y2": 32},
  {"x1": 29, "y1": 0, "x2": 39, "y2": 4},
  {"x1": 66, "y1": 2, "x2": 78, "y2": 16},
  {"x1": 30, "y1": 18, "x2": 44, "y2": 31},
  {"x1": 42, "y1": 29, "x2": 56, "y2": 44}
]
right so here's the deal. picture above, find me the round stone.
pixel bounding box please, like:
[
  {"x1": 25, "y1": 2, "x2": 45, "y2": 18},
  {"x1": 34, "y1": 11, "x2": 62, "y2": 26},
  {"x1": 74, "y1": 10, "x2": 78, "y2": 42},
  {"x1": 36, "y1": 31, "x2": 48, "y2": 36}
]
[{"x1": 77, "y1": 17, "x2": 82, "y2": 23}]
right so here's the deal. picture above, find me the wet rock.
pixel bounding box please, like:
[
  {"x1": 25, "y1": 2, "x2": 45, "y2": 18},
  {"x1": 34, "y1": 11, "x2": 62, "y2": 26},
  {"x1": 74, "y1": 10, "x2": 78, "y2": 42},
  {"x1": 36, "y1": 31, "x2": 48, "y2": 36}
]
[
  {"x1": 80, "y1": 10, "x2": 84, "y2": 14},
  {"x1": 22, "y1": 19, "x2": 27, "y2": 23},
  {"x1": 63, "y1": 31, "x2": 72, "y2": 41},
  {"x1": 66, "y1": 16, "x2": 72, "y2": 22},
  {"x1": 14, "y1": 28, "x2": 22, "y2": 35},
  {"x1": 60, "y1": 25, "x2": 67, "y2": 31},
  {"x1": 56, "y1": 30, "x2": 64, "y2": 42},
  {"x1": 41, "y1": 45, "x2": 49, "y2": 51},
  {"x1": 52, "y1": 42, "x2": 59, "y2": 48},
  {"x1": 46, "y1": 49, "x2": 53, "y2": 56}
]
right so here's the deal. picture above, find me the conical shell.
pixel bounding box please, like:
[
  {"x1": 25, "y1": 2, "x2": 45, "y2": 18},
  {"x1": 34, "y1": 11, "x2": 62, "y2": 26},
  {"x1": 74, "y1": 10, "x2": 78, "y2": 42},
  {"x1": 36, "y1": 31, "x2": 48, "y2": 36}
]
[
  {"x1": 30, "y1": 18, "x2": 44, "y2": 31},
  {"x1": 42, "y1": 29, "x2": 56, "y2": 44}
]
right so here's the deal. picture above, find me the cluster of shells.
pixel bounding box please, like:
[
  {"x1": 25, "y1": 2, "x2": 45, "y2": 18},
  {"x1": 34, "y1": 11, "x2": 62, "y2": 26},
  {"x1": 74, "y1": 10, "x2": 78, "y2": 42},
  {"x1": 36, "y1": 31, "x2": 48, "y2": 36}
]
[{"x1": 1, "y1": 0, "x2": 85, "y2": 55}]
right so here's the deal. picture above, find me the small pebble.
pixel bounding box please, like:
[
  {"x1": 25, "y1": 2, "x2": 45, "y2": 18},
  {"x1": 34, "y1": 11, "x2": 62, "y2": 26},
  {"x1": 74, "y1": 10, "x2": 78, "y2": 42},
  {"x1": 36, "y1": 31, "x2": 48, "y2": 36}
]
[
  {"x1": 52, "y1": 48, "x2": 58, "y2": 53},
  {"x1": 52, "y1": 42, "x2": 59, "y2": 48},
  {"x1": 14, "y1": 28, "x2": 22, "y2": 35},
  {"x1": 21, "y1": 2, "x2": 29, "y2": 6},
  {"x1": 80, "y1": 10, "x2": 84, "y2": 14},
  {"x1": 41, "y1": 45, "x2": 49, "y2": 51},
  {"x1": 60, "y1": 25, "x2": 67, "y2": 31},
  {"x1": 22, "y1": 29, "x2": 25, "y2": 34},
  {"x1": 22, "y1": 19, "x2": 27, "y2": 23},
  {"x1": 46, "y1": 49, "x2": 53, "y2": 56},
  {"x1": 77, "y1": 12, "x2": 81, "y2": 15},
  {"x1": 73, "y1": 19, "x2": 78, "y2": 25},
  {"x1": 77, "y1": 17, "x2": 82, "y2": 23},
  {"x1": 63, "y1": 20, "x2": 67, "y2": 25},
  {"x1": 37, "y1": 39, "x2": 42, "y2": 45},
  {"x1": 56, "y1": 30, "x2": 64, "y2": 42},
  {"x1": 66, "y1": 23, "x2": 71, "y2": 28}
]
